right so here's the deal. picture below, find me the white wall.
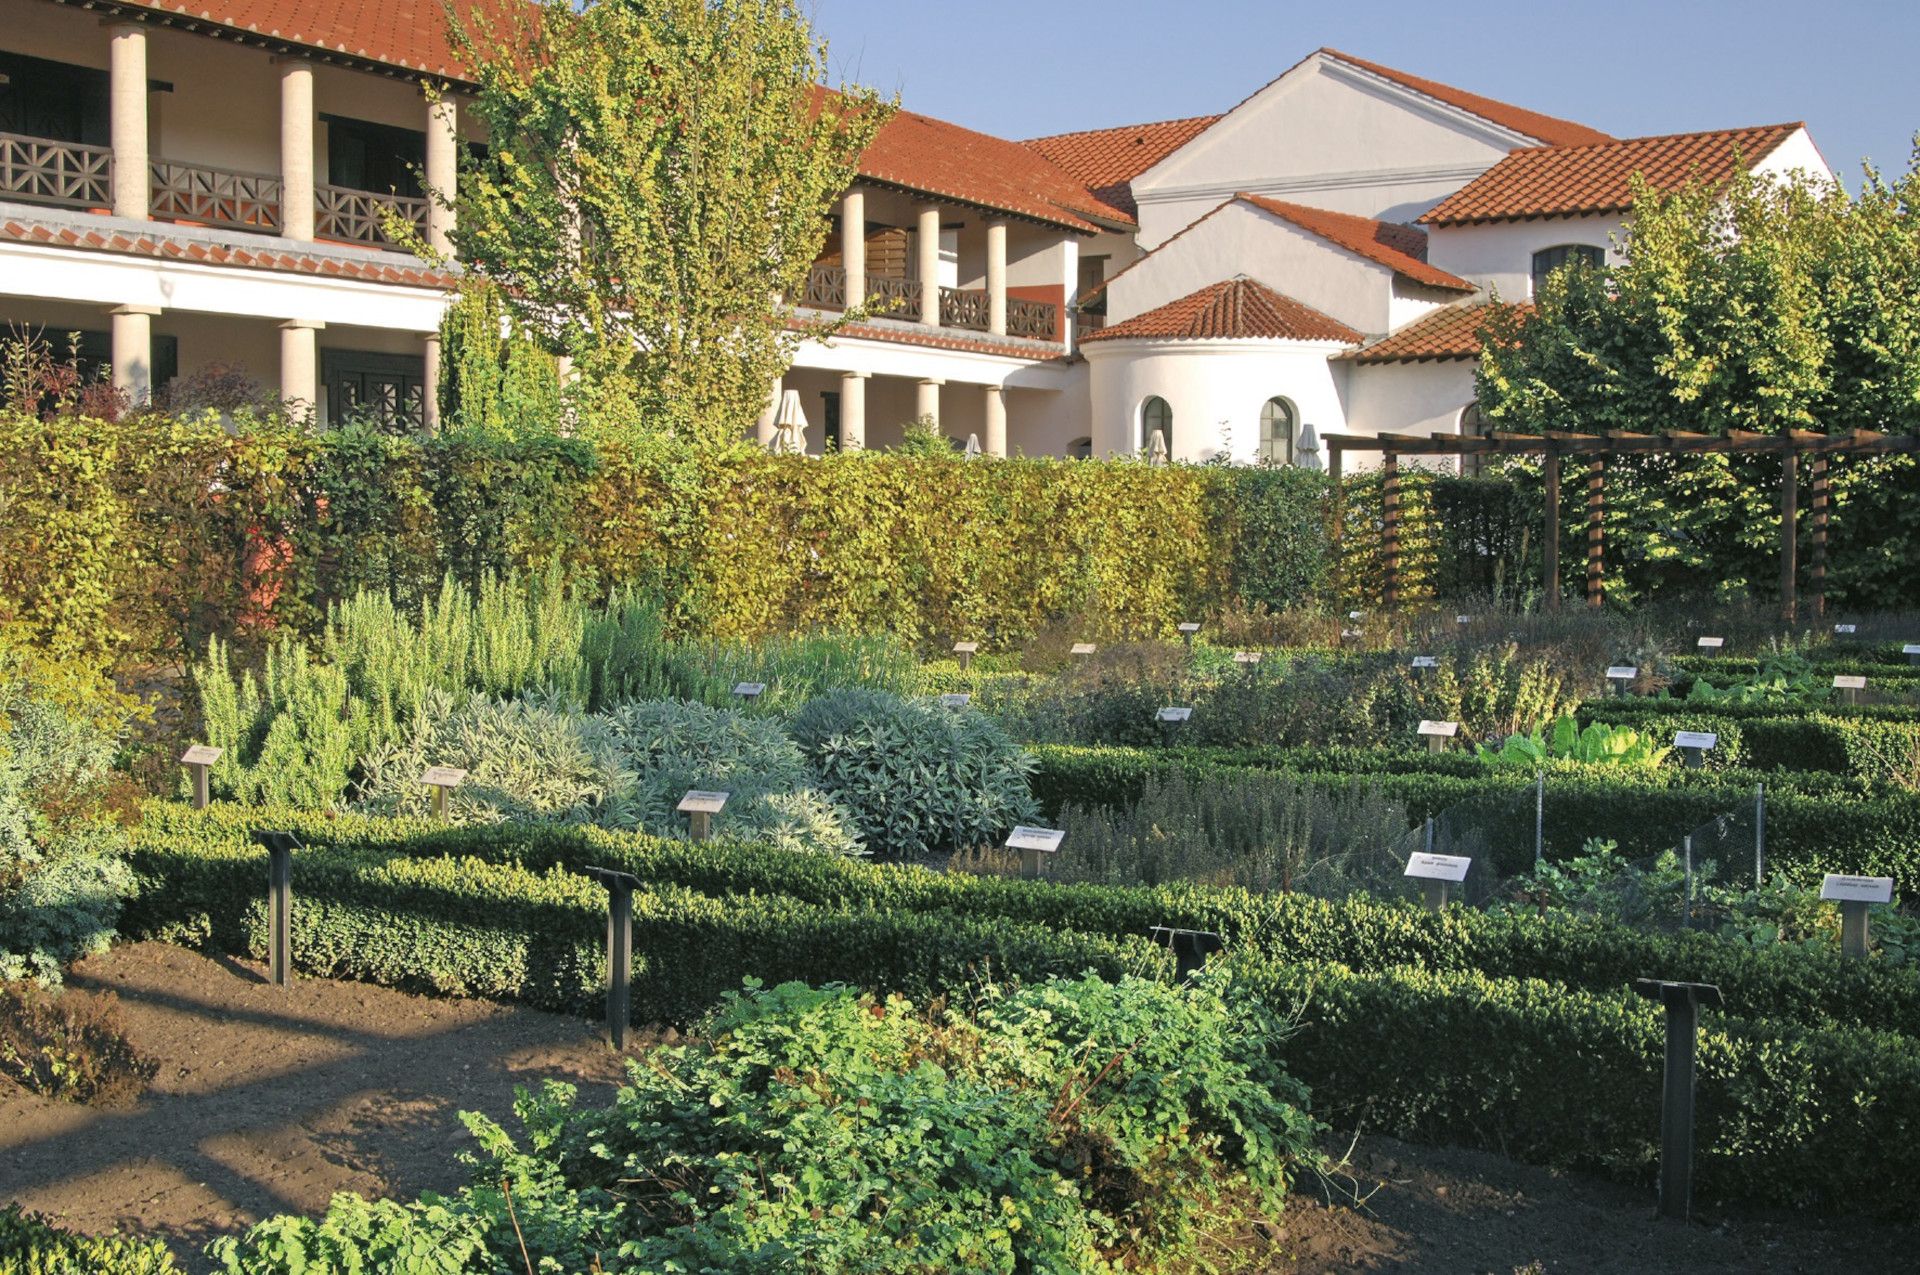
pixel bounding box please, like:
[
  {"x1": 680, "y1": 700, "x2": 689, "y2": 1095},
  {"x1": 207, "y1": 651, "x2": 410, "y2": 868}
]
[
  {"x1": 1752, "y1": 127, "x2": 1834, "y2": 186},
  {"x1": 1129, "y1": 54, "x2": 1528, "y2": 248},
  {"x1": 1425, "y1": 213, "x2": 1625, "y2": 301},
  {"x1": 1104, "y1": 200, "x2": 1398, "y2": 336},
  {"x1": 1085, "y1": 338, "x2": 1350, "y2": 462},
  {"x1": 1342, "y1": 358, "x2": 1479, "y2": 471}
]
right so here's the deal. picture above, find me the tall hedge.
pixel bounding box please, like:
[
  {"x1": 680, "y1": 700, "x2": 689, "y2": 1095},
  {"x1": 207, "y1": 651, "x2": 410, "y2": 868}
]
[{"x1": 0, "y1": 415, "x2": 1361, "y2": 667}]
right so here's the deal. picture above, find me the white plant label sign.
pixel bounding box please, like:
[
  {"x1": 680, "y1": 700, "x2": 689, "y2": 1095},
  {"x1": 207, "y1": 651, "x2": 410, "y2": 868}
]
[
  {"x1": 677, "y1": 790, "x2": 730, "y2": 814},
  {"x1": 1405, "y1": 853, "x2": 1472, "y2": 883},
  {"x1": 952, "y1": 641, "x2": 979, "y2": 654},
  {"x1": 1349, "y1": 611, "x2": 1365, "y2": 621},
  {"x1": 1834, "y1": 624, "x2": 1858, "y2": 635},
  {"x1": 1411, "y1": 656, "x2": 1438, "y2": 669},
  {"x1": 939, "y1": 693, "x2": 971, "y2": 708},
  {"x1": 1697, "y1": 637, "x2": 1725, "y2": 650},
  {"x1": 180, "y1": 744, "x2": 224, "y2": 766},
  {"x1": 420, "y1": 766, "x2": 468, "y2": 787},
  {"x1": 1418, "y1": 720, "x2": 1460, "y2": 738},
  {"x1": 1606, "y1": 666, "x2": 1638, "y2": 680},
  {"x1": 1833, "y1": 675, "x2": 1867, "y2": 690},
  {"x1": 1904, "y1": 644, "x2": 1920, "y2": 656},
  {"x1": 1070, "y1": 643, "x2": 1097, "y2": 656},
  {"x1": 732, "y1": 682, "x2": 767, "y2": 697},
  {"x1": 1232, "y1": 651, "x2": 1263, "y2": 665},
  {"x1": 1006, "y1": 826, "x2": 1065, "y2": 854},
  {"x1": 1819, "y1": 874, "x2": 1893, "y2": 904},
  {"x1": 1177, "y1": 623, "x2": 1201, "y2": 635},
  {"x1": 1156, "y1": 707, "x2": 1193, "y2": 723},
  {"x1": 1456, "y1": 614, "x2": 1472, "y2": 625},
  {"x1": 1673, "y1": 731, "x2": 1718, "y2": 751}
]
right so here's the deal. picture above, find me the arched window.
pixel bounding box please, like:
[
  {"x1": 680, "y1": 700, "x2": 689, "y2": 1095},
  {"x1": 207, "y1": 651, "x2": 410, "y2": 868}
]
[
  {"x1": 1530, "y1": 243, "x2": 1604, "y2": 297},
  {"x1": 1259, "y1": 397, "x2": 1296, "y2": 466},
  {"x1": 1139, "y1": 396, "x2": 1172, "y2": 453},
  {"x1": 1459, "y1": 401, "x2": 1494, "y2": 477}
]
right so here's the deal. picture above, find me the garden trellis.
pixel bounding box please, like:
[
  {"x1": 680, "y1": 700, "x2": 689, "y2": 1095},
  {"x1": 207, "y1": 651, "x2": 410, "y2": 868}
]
[{"x1": 1324, "y1": 428, "x2": 1920, "y2": 618}]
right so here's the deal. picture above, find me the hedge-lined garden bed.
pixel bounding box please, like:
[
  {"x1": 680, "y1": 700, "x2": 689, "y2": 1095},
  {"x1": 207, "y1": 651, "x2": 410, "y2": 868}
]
[{"x1": 119, "y1": 804, "x2": 1920, "y2": 1216}]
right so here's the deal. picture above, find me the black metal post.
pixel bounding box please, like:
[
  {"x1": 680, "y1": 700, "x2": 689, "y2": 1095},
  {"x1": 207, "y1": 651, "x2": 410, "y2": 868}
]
[
  {"x1": 583, "y1": 866, "x2": 641, "y2": 1048},
  {"x1": 190, "y1": 762, "x2": 211, "y2": 810},
  {"x1": 251, "y1": 830, "x2": 299, "y2": 987},
  {"x1": 1841, "y1": 901, "x2": 1870, "y2": 959},
  {"x1": 1149, "y1": 926, "x2": 1226, "y2": 980},
  {"x1": 1632, "y1": 980, "x2": 1724, "y2": 1221}
]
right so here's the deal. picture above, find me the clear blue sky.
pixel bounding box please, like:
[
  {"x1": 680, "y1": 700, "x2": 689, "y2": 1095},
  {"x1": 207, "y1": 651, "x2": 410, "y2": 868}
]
[{"x1": 808, "y1": 0, "x2": 1917, "y2": 186}]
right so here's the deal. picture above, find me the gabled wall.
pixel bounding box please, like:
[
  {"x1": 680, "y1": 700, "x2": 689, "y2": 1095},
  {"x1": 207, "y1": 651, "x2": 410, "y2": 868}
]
[
  {"x1": 1104, "y1": 201, "x2": 1401, "y2": 337},
  {"x1": 1425, "y1": 212, "x2": 1626, "y2": 301},
  {"x1": 1130, "y1": 55, "x2": 1531, "y2": 248}
]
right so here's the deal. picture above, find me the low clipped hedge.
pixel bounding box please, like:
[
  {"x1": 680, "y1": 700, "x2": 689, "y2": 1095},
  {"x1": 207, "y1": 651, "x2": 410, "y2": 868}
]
[
  {"x1": 0, "y1": 1203, "x2": 182, "y2": 1274},
  {"x1": 131, "y1": 803, "x2": 1920, "y2": 1038},
  {"x1": 120, "y1": 804, "x2": 1920, "y2": 1218},
  {"x1": 1027, "y1": 744, "x2": 1920, "y2": 890},
  {"x1": 1243, "y1": 958, "x2": 1920, "y2": 1217},
  {"x1": 1580, "y1": 700, "x2": 1920, "y2": 782}
]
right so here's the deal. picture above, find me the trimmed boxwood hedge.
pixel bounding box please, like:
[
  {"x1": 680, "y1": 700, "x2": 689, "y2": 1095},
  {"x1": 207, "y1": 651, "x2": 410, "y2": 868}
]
[
  {"x1": 1026, "y1": 743, "x2": 1920, "y2": 889},
  {"x1": 120, "y1": 804, "x2": 1920, "y2": 1218},
  {"x1": 130, "y1": 803, "x2": 1920, "y2": 1038},
  {"x1": 1579, "y1": 701, "x2": 1920, "y2": 781}
]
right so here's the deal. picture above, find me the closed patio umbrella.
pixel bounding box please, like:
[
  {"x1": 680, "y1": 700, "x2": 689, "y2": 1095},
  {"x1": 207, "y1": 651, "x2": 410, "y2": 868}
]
[
  {"x1": 1145, "y1": 427, "x2": 1170, "y2": 467},
  {"x1": 771, "y1": 389, "x2": 809, "y2": 455},
  {"x1": 1297, "y1": 421, "x2": 1323, "y2": 471}
]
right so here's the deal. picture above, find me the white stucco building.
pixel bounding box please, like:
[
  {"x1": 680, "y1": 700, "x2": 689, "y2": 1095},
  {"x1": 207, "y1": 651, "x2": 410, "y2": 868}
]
[{"x1": 0, "y1": 10, "x2": 1833, "y2": 461}]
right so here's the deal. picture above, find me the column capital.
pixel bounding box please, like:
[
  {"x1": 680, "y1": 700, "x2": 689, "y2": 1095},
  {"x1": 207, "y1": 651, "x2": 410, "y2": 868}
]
[
  {"x1": 108, "y1": 304, "x2": 162, "y2": 317},
  {"x1": 916, "y1": 377, "x2": 945, "y2": 387},
  {"x1": 278, "y1": 318, "x2": 326, "y2": 331},
  {"x1": 839, "y1": 370, "x2": 870, "y2": 380}
]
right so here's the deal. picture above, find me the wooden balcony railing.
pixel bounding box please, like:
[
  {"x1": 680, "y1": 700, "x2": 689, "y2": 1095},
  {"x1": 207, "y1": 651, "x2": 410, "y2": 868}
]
[
  {"x1": 1008, "y1": 297, "x2": 1058, "y2": 341},
  {"x1": 867, "y1": 274, "x2": 922, "y2": 318},
  {"x1": 315, "y1": 183, "x2": 429, "y2": 248},
  {"x1": 150, "y1": 158, "x2": 282, "y2": 233},
  {"x1": 940, "y1": 286, "x2": 991, "y2": 332},
  {"x1": 0, "y1": 130, "x2": 111, "y2": 210},
  {"x1": 803, "y1": 263, "x2": 847, "y2": 309}
]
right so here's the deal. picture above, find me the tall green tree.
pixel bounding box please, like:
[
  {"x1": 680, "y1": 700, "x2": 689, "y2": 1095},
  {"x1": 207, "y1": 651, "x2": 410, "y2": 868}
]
[{"x1": 446, "y1": 0, "x2": 892, "y2": 449}]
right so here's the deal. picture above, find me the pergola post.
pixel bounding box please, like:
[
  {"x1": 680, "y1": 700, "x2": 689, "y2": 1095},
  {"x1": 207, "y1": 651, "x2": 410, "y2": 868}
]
[
  {"x1": 1585, "y1": 456, "x2": 1606, "y2": 609},
  {"x1": 1543, "y1": 446, "x2": 1562, "y2": 610},
  {"x1": 1809, "y1": 449, "x2": 1829, "y2": 620},
  {"x1": 1381, "y1": 450, "x2": 1401, "y2": 611},
  {"x1": 1780, "y1": 448, "x2": 1799, "y2": 623}
]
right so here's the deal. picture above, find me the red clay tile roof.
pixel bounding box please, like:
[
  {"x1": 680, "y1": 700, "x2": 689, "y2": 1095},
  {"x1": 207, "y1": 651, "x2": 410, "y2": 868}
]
[
  {"x1": 1339, "y1": 301, "x2": 1531, "y2": 363},
  {"x1": 816, "y1": 320, "x2": 1068, "y2": 361},
  {"x1": 1320, "y1": 49, "x2": 1612, "y2": 148},
  {"x1": 1420, "y1": 123, "x2": 1805, "y2": 226},
  {"x1": 73, "y1": 0, "x2": 501, "y2": 79},
  {"x1": 1083, "y1": 276, "x2": 1361, "y2": 345},
  {"x1": 0, "y1": 214, "x2": 462, "y2": 287},
  {"x1": 1236, "y1": 195, "x2": 1474, "y2": 291},
  {"x1": 858, "y1": 107, "x2": 1133, "y2": 232},
  {"x1": 1024, "y1": 115, "x2": 1221, "y2": 220}
]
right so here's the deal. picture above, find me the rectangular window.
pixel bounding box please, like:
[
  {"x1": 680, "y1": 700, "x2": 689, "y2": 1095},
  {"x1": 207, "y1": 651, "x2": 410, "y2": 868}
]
[
  {"x1": 821, "y1": 390, "x2": 840, "y2": 452},
  {"x1": 323, "y1": 115, "x2": 427, "y2": 197}
]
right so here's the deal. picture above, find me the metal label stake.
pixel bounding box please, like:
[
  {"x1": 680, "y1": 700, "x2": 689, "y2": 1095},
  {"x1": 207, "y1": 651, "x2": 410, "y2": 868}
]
[
  {"x1": 583, "y1": 866, "x2": 642, "y2": 1048},
  {"x1": 1148, "y1": 926, "x2": 1226, "y2": 980},
  {"x1": 251, "y1": 830, "x2": 300, "y2": 987},
  {"x1": 181, "y1": 744, "x2": 222, "y2": 810},
  {"x1": 1631, "y1": 979, "x2": 1724, "y2": 1221}
]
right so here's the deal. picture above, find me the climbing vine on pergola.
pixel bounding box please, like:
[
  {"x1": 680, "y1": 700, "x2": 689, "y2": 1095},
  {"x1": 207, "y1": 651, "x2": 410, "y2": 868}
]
[{"x1": 1323, "y1": 429, "x2": 1920, "y2": 618}]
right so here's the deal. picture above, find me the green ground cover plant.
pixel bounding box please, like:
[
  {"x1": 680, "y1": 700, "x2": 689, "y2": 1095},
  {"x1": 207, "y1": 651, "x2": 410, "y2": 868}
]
[
  {"x1": 208, "y1": 974, "x2": 1320, "y2": 1273},
  {"x1": 0, "y1": 1204, "x2": 182, "y2": 1275}
]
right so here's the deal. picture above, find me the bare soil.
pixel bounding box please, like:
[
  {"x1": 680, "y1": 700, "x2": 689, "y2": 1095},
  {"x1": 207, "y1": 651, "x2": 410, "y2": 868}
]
[{"x1": 3, "y1": 942, "x2": 1907, "y2": 1272}]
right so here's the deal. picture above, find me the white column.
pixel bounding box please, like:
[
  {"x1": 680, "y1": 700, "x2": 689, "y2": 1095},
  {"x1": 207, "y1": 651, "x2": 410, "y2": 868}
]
[
  {"x1": 841, "y1": 187, "x2": 866, "y2": 311},
  {"x1": 840, "y1": 372, "x2": 867, "y2": 451},
  {"x1": 1061, "y1": 237, "x2": 1080, "y2": 353},
  {"x1": 425, "y1": 93, "x2": 458, "y2": 257},
  {"x1": 755, "y1": 376, "x2": 780, "y2": 447},
  {"x1": 983, "y1": 384, "x2": 1007, "y2": 457},
  {"x1": 279, "y1": 319, "x2": 324, "y2": 416},
  {"x1": 108, "y1": 305, "x2": 158, "y2": 402},
  {"x1": 915, "y1": 378, "x2": 942, "y2": 431},
  {"x1": 279, "y1": 59, "x2": 315, "y2": 241},
  {"x1": 108, "y1": 23, "x2": 149, "y2": 220},
  {"x1": 986, "y1": 219, "x2": 1008, "y2": 337},
  {"x1": 422, "y1": 332, "x2": 442, "y2": 432},
  {"x1": 916, "y1": 203, "x2": 941, "y2": 326}
]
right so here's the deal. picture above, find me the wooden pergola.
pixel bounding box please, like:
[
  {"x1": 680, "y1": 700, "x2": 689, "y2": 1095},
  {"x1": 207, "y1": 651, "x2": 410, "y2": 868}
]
[{"x1": 1323, "y1": 428, "x2": 1920, "y2": 619}]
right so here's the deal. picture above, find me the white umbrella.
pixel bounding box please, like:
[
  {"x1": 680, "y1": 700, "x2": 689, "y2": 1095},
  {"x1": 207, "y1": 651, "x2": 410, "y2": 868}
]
[
  {"x1": 1145, "y1": 427, "x2": 1170, "y2": 467},
  {"x1": 963, "y1": 432, "x2": 983, "y2": 459},
  {"x1": 1297, "y1": 421, "x2": 1323, "y2": 471},
  {"x1": 771, "y1": 388, "x2": 809, "y2": 455}
]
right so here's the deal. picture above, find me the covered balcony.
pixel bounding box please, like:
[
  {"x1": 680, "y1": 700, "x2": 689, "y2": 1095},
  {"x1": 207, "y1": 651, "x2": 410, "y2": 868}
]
[{"x1": 796, "y1": 184, "x2": 1074, "y2": 347}]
